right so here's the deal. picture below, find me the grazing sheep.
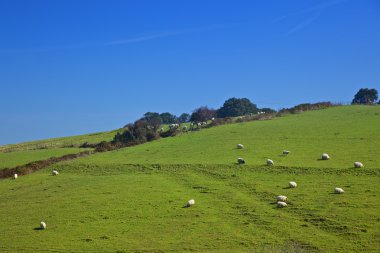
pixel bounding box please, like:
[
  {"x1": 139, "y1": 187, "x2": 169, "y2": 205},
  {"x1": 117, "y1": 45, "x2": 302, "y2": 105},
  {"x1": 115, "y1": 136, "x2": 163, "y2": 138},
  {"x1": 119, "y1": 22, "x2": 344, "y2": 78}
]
[
  {"x1": 40, "y1": 221, "x2": 46, "y2": 229},
  {"x1": 13, "y1": 173, "x2": 18, "y2": 179},
  {"x1": 277, "y1": 201, "x2": 287, "y2": 208},
  {"x1": 322, "y1": 153, "x2": 330, "y2": 160},
  {"x1": 237, "y1": 158, "x2": 245, "y2": 164},
  {"x1": 289, "y1": 181, "x2": 297, "y2": 188},
  {"x1": 354, "y1": 162, "x2": 363, "y2": 168},
  {"x1": 211, "y1": 117, "x2": 215, "y2": 121},
  {"x1": 186, "y1": 199, "x2": 195, "y2": 207},
  {"x1": 283, "y1": 150, "x2": 290, "y2": 155},
  {"x1": 182, "y1": 126, "x2": 188, "y2": 131},
  {"x1": 197, "y1": 122, "x2": 202, "y2": 127},
  {"x1": 237, "y1": 144, "x2": 244, "y2": 149},
  {"x1": 267, "y1": 159, "x2": 274, "y2": 165},
  {"x1": 334, "y1": 187, "x2": 344, "y2": 194},
  {"x1": 52, "y1": 170, "x2": 59, "y2": 176},
  {"x1": 276, "y1": 195, "x2": 287, "y2": 202}
]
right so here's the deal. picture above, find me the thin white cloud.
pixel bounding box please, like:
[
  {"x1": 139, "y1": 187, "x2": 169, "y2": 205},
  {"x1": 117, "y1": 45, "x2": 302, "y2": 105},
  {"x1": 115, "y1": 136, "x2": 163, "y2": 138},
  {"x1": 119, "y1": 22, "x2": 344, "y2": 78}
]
[
  {"x1": 273, "y1": 0, "x2": 348, "y2": 34},
  {"x1": 287, "y1": 14, "x2": 321, "y2": 35},
  {"x1": 105, "y1": 24, "x2": 238, "y2": 46}
]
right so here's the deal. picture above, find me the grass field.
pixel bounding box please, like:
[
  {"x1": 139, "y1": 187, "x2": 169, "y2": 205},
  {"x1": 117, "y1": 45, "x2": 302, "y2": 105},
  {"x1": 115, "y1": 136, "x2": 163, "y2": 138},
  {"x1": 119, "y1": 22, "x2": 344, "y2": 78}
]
[
  {"x1": 0, "y1": 148, "x2": 91, "y2": 169},
  {"x1": 0, "y1": 129, "x2": 120, "y2": 152},
  {"x1": 79, "y1": 106, "x2": 380, "y2": 168},
  {"x1": 0, "y1": 105, "x2": 379, "y2": 252}
]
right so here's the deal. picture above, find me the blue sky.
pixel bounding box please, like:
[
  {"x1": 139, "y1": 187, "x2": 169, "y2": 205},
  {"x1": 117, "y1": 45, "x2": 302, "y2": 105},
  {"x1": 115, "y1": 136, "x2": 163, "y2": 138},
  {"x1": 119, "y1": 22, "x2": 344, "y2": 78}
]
[{"x1": 0, "y1": 0, "x2": 379, "y2": 145}]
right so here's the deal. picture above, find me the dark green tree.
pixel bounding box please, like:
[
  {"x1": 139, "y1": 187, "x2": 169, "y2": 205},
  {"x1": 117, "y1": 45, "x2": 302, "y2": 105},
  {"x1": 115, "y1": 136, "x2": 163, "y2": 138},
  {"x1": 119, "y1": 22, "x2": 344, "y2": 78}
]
[
  {"x1": 260, "y1": 108, "x2": 276, "y2": 114},
  {"x1": 159, "y1": 112, "x2": 177, "y2": 124},
  {"x1": 217, "y1": 98, "x2": 258, "y2": 118},
  {"x1": 351, "y1": 88, "x2": 378, "y2": 104},
  {"x1": 178, "y1": 113, "x2": 190, "y2": 123}
]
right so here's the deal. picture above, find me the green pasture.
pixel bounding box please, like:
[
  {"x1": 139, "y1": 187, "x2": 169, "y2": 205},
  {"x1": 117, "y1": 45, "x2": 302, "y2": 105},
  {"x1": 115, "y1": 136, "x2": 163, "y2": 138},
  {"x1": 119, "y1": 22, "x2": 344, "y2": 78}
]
[
  {"x1": 0, "y1": 129, "x2": 120, "y2": 152},
  {"x1": 0, "y1": 148, "x2": 90, "y2": 169},
  {"x1": 80, "y1": 106, "x2": 380, "y2": 168},
  {"x1": 0, "y1": 105, "x2": 379, "y2": 252},
  {"x1": 0, "y1": 164, "x2": 378, "y2": 252}
]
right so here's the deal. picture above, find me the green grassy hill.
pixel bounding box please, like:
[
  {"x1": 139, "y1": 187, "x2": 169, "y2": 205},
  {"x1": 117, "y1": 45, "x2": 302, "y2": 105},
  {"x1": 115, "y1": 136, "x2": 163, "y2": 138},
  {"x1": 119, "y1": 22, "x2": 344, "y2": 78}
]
[
  {"x1": 0, "y1": 129, "x2": 120, "y2": 152},
  {"x1": 0, "y1": 148, "x2": 91, "y2": 169},
  {"x1": 79, "y1": 105, "x2": 380, "y2": 168},
  {"x1": 0, "y1": 105, "x2": 379, "y2": 252}
]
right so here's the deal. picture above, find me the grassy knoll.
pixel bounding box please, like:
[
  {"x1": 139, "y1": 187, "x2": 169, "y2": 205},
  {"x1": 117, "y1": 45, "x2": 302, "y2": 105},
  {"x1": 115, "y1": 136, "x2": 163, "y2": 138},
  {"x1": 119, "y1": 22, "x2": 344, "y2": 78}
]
[
  {"x1": 0, "y1": 148, "x2": 91, "y2": 169},
  {"x1": 0, "y1": 105, "x2": 379, "y2": 252},
  {"x1": 0, "y1": 129, "x2": 120, "y2": 152},
  {"x1": 80, "y1": 106, "x2": 380, "y2": 168},
  {"x1": 0, "y1": 164, "x2": 378, "y2": 252}
]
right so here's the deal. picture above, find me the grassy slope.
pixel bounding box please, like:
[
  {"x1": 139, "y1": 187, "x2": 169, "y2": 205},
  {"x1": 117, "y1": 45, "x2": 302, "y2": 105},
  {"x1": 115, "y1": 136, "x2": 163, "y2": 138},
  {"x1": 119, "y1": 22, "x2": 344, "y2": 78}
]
[
  {"x1": 0, "y1": 129, "x2": 120, "y2": 152},
  {"x1": 0, "y1": 105, "x2": 379, "y2": 252},
  {"x1": 82, "y1": 106, "x2": 380, "y2": 168},
  {"x1": 0, "y1": 148, "x2": 91, "y2": 169}
]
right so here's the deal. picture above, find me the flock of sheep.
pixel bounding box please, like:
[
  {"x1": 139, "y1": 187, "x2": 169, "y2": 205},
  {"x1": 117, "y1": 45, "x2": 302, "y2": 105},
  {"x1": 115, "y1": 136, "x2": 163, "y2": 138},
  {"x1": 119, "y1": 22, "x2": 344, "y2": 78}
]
[
  {"x1": 10, "y1": 142, "x2": 365, "y2": 229},
  {"x1": 235, "y1": 143, "x2": 363, "y2": 208}
]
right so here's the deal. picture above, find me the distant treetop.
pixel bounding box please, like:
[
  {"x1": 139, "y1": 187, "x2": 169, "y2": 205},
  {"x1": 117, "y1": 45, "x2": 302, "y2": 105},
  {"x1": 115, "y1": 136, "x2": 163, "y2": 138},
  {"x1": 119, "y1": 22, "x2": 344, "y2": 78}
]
[
  {"x1": 352, "y1": 88, "x2": 378, "y2": 105},
  {"x1": 217, "y1": 97, "x2": 258, "y2": 118}
]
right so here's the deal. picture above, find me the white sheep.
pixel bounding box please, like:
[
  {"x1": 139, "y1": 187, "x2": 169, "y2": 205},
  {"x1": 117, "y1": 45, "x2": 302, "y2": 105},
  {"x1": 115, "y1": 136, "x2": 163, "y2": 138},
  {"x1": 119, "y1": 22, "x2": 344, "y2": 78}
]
[
  {"x1": 40, "y1": 221, "x2": 46, "y2": 229},
  {"x1": 186, "y1": 199, "x2": 195, "y2": 207},
  {"x1": 182, "y1": 126, "x2": 188, "y2": 130},
  {"x1": 276, "y1": 195, "x2": 287, "y2": 202},
  {"x1": 237, "y1": 144, "x2": 244, "y2": 149},
  {"x1": 13, "y1": 173, "x2": 18, "y2": 179},
  {"x1": 52, "y1": 170, "x2": 59, "y2": 176},
  {"x1": 289, "y1": 181, "x2": 297, "y2": 188},
  {"x1": 334, "y1": 187, "x2": 344, "y2": 194},
  {"x1": 267, "y1": 159, "x2": 274, "y2": 166},
  {"x1": 277, "y1": 201, "x2": 287, "y2": 208},
  {"x1": 322, "y1": 153, "x2": 330, "y2": 160},
  {"x1": 283, "y1": 150, "x2": 290, "y2": 155},
  {"x1": 197, "y1": 122, "x2": 202, "y2": 127},
  {"x1": 354, "y1": 162, "x2": 363, "y2": 168},
  {"x1": 211, "y1": 117, "x2": 215, "y2": 121}
]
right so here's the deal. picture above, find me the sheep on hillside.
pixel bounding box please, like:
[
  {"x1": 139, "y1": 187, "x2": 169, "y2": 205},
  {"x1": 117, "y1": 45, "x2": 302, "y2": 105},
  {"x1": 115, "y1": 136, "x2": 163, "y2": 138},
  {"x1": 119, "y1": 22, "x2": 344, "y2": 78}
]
[
  {"x1": 52, "y1": 170, "x2": 59, "y2": 176},
  {"x1": 322, "y1": 153, "x2": 330, "y2": 160},
  {"x1": 40, "y1": 221, "x2": 46, "y2": 229},
  {"x1": 276, "y1": 195, "x2": 287, "y2": 202},
  {"x1": 288, "y1": 181, "x2": 297, "y2": 188},
  {"x1": 277, "y1": 201, "x2": 287, "y2": 208},
  {"x1": 267, "y1": 159, "x2": 274, "y2": 166},
  {"x1": 13, "y1": 173, "x2": 18, "y2": 179},
  {"x1": 237, "y1": 144, "x2": 244, "y2": 149},
  {"x1": 334, "y1": 187, "x2": 344, "y2": 194},
  {"x1": 182, "y1": 126, "x2": 188, "y2": 131},
  {"x1": 237, "y1": 158, "x2": 245, "y2": 164},
  {"x1": 354, "y1": 162, "x2": 363, "y2": 168},
  {"x1": 186, "y1": 199, "x2": 195, "y2": 207},
  {"x1": 283, "y1": 150, "x2": 290, "y2": 155}
]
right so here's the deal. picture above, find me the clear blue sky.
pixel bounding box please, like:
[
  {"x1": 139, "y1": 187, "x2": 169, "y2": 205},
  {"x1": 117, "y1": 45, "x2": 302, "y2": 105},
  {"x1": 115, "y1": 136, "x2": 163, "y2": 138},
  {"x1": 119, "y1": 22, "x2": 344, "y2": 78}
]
[{"x1": 0, "y1": 0, "x2": 379, "y2": 145}]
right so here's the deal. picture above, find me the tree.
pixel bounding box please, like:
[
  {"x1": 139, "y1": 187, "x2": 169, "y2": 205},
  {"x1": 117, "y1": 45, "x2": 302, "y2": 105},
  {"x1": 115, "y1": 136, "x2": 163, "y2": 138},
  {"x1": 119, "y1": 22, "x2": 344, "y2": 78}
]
[
  {"x1": 351, "y1": 88, "x2": 378, "y2": 104},
  {"x1": 178, "y1": 113, "x2": 190, "y2": 123},
  {"x1": 142, "y1": 112, "x2": 162, "y2": 131},
  {"x1": 260, "y1": 107, "x2": 276, "y2": 114},
  {"x1": 190, "y1": 106, "x2": 216, "y2": 122},
  {"x1": 159, "y1": 112, "x2": 177, "y2": 124},
  {"x1": 216, "y1": 97, "x2": 258, "y2": 118}
]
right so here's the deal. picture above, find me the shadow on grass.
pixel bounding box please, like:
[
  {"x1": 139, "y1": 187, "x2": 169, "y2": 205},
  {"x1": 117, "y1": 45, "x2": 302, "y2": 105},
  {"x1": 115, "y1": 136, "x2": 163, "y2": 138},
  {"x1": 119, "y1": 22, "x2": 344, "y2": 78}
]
[{"x1": 33, "y1": 227, "x2": 44, "y2": 231}]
